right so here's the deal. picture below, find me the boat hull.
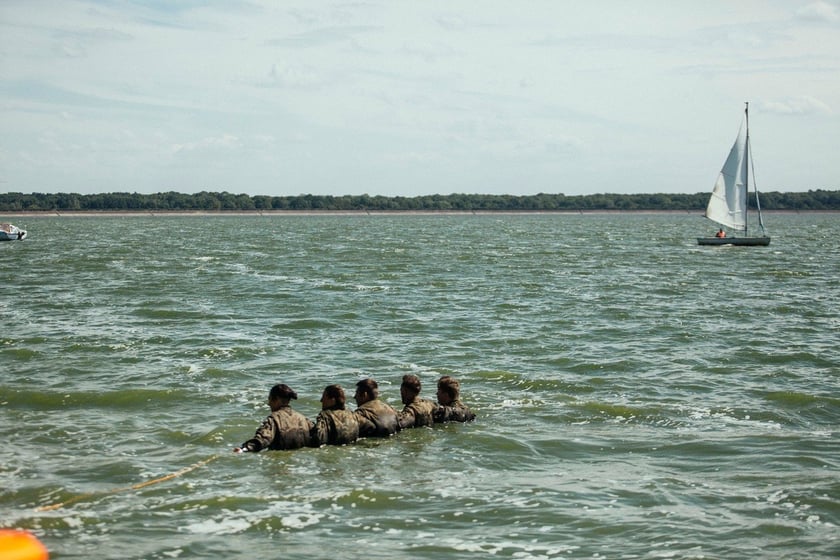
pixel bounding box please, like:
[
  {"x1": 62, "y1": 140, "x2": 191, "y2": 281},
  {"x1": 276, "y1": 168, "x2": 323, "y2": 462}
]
[{"x1": 697, "y1": 236, "x2": 770, "y2": 246}]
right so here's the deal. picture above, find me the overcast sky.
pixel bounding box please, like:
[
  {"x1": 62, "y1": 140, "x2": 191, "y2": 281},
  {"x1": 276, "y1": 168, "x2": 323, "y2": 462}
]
[{"x1": 1, "y1": 1, "x2": 838, "y2": 197}]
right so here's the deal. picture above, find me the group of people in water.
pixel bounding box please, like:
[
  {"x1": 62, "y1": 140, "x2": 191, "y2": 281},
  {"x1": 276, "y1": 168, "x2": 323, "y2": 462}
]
[{"x1": 233, "y1": 375, "x2": 475, "y2": 452}]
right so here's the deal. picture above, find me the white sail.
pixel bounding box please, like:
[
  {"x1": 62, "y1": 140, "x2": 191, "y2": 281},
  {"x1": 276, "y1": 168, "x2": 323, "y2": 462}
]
[{"x1": 705, "y1": 117, "x2": 748, "y2": 231}]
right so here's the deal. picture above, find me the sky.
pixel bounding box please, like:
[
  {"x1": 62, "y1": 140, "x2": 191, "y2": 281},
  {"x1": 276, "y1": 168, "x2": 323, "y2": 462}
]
[{"x1": 1, "y1": 1, "x2": 838, "y2": 197}]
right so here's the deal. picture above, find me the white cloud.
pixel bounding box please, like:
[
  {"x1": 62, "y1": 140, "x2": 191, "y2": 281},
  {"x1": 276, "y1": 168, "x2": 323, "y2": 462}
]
[
  {"x1": 262, "y1": 63, "x2": 330, "y2": 89},
  {"x1": 761, "y1": 96, "x2": 833, "y2": 115},
  {"x1": 172, "y1": 134, "x2": 243, "y2": 156},
  {"x1": 796, "y1": 1, "x2": 840, "y2": 23}
]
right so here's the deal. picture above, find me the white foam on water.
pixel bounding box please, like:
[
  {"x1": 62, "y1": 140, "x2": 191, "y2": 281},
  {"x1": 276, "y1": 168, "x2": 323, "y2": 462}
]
[{"x1": 182, "y1": 516, "x2": 251, "y2": 535}]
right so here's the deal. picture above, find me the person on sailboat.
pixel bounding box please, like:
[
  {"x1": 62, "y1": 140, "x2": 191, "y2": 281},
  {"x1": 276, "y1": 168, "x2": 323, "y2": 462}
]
[{"x1": 715, "y1": 228, "x2": 726, "y2": 238}]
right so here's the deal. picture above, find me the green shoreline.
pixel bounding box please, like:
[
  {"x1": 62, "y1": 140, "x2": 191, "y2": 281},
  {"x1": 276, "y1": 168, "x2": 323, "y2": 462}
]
[{"x1": 2, "y1": 209, "x2": 837, "y2": 218}]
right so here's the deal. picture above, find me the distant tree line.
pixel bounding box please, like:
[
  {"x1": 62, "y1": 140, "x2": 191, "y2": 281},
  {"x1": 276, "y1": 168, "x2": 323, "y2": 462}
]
[{"x1": 1, "y1": 190, "x2": 838, "y2": 212}]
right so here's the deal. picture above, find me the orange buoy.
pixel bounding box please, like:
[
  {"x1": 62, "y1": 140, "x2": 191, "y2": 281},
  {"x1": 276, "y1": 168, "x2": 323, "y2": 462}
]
[{"x1": 0, "y1": 530, "x2": 49, "y2": 560}]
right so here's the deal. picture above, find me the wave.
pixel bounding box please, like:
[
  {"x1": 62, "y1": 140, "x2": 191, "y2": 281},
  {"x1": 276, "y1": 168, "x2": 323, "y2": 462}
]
[
  {"x1": 2, "y1": 388, "x2": 193, "y2": 410},
  {"x1": 270, "y1": 319, "x2": 338, "y2": 331}
]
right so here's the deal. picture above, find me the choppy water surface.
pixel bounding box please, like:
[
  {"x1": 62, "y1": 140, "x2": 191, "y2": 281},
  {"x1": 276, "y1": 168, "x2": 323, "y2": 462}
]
[{"x1": 2, "y1": 213, "x2": 838, "y2": 559}]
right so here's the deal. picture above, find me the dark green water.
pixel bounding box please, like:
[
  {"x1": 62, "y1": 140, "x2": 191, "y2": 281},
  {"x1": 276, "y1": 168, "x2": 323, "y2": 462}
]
[{"x1": 2, "y1": 213, "x2": 838, "y2": 559}]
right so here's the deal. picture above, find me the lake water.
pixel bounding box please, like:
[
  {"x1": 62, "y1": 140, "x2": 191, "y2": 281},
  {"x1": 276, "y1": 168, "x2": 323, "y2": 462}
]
[{"x1": 1, "y1": 213, "x2": 838, "y2": 559}]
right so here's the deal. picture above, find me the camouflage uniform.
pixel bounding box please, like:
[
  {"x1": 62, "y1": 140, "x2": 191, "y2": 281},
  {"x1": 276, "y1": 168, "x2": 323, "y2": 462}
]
[
  {"x1": 240, "y1": 406, "x2": 314, "y2": 451},
  {"x1": 311, "y1": 408, "x2": 359, "y2": 446},
  {"x1": 354, "y1": 399, "x2": 399, "y2": 437},
  {"x1": 397, "y1": 397, "x2": 439, "y2": 429},
  {"x1": 434, "y1": 400, "x2": 476, "y2": 423}
]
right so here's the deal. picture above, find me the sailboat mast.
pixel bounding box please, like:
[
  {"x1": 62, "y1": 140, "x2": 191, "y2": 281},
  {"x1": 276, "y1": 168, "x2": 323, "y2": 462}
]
[{"x1": 744, "y1": 102, "x2": 750, "y2": 237}]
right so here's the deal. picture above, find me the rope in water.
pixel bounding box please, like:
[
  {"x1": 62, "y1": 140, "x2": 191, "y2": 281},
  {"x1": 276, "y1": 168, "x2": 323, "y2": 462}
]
[{"x1": 35, "y1": 454, "x2": 220, "y2": 512}]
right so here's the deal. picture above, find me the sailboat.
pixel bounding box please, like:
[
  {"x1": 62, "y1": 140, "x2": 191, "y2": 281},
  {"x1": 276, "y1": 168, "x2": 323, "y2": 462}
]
[{"x1": 697, "y1": 102, "x2": 770, "y2": 246}]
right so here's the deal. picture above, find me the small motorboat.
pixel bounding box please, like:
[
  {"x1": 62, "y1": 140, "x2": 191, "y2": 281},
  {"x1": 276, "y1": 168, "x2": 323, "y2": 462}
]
[{"x1": 0, "y1": 223, "x2": 27, "y2": 241}]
